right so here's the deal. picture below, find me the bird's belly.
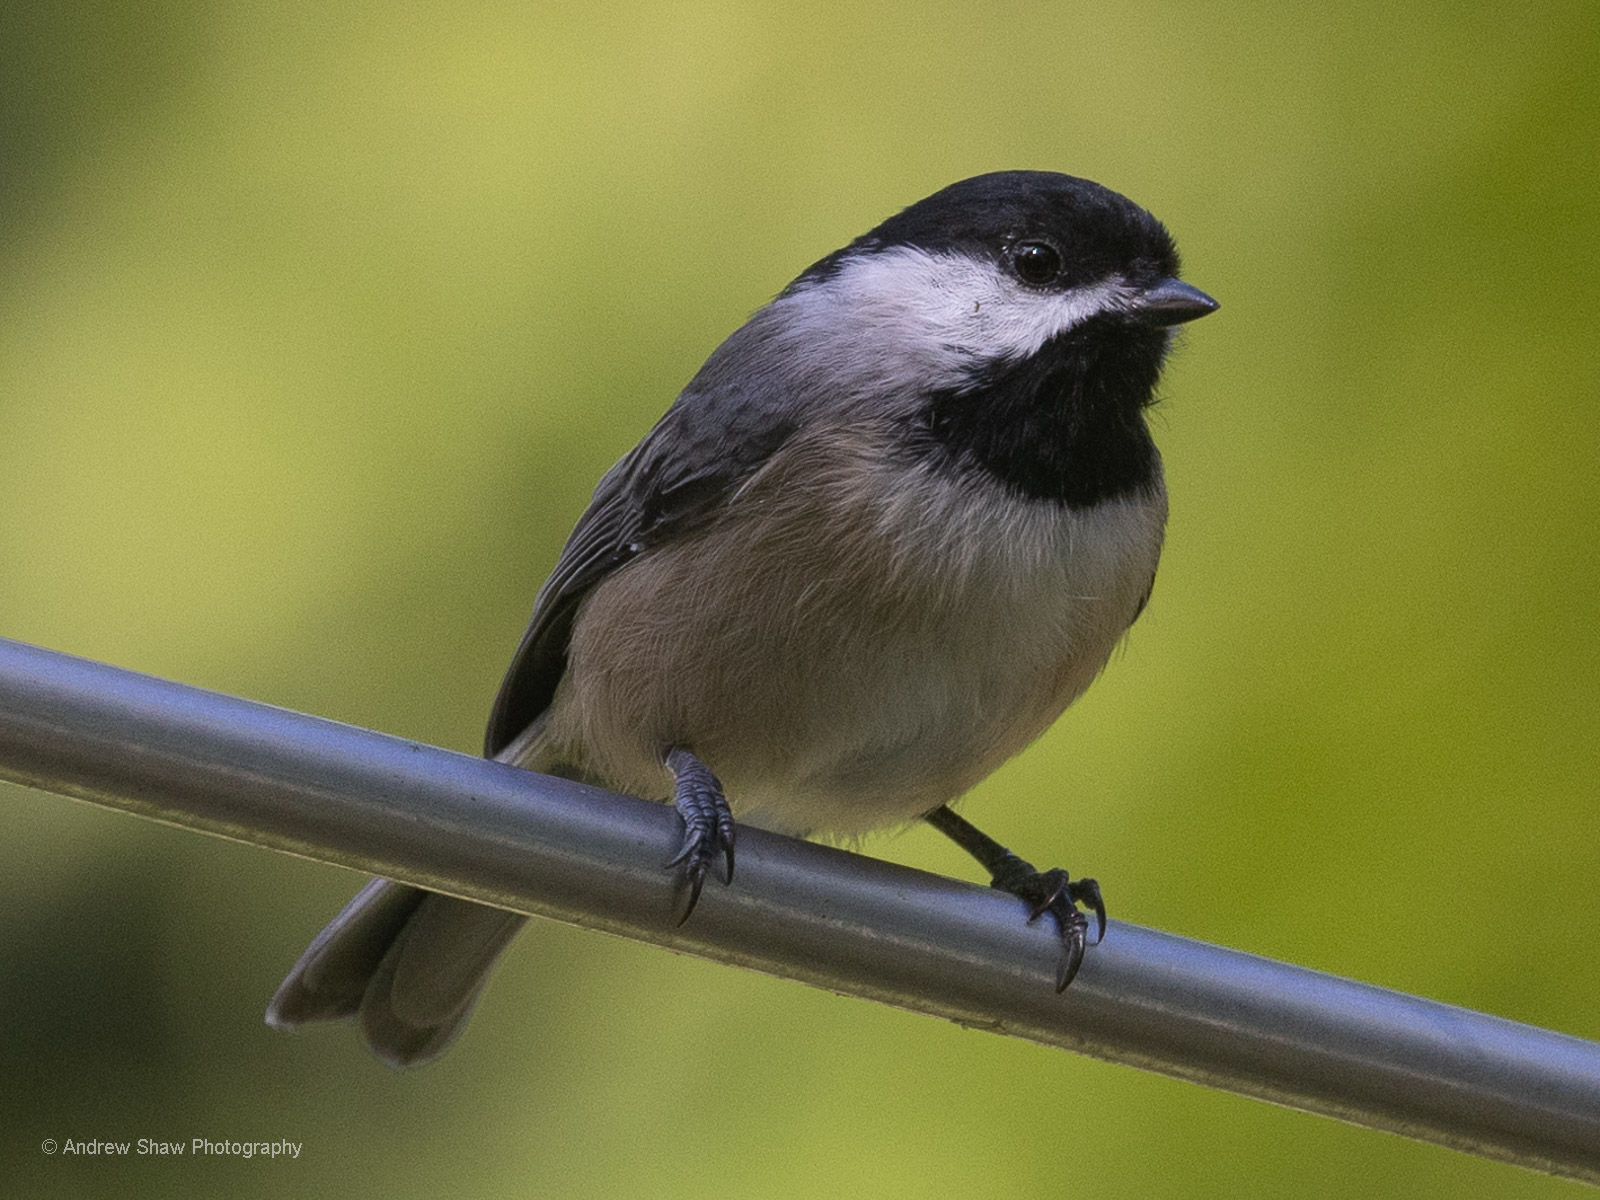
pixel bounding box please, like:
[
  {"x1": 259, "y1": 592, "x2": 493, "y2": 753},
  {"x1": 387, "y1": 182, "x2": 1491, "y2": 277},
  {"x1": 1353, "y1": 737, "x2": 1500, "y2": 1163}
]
[
  {"x1": 721, "y1": 606, "x2": 1124, "y2": 836},
  {"x1": 543, "y1": 447, "x2": 1166, "y2": 838}
]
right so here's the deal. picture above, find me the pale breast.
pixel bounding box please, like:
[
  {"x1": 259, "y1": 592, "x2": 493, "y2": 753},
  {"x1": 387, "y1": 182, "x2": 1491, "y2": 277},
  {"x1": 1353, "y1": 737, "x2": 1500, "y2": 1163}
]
[{"x1": 537, "y1": 423, "x2": 1167, "y2": 837}]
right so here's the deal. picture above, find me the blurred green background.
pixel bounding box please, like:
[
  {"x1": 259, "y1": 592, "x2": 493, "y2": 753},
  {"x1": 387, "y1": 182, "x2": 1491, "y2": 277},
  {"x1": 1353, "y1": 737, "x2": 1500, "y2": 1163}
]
[{"x1": 2, "y1": 1, "x2": 1596, "y2": 1196}]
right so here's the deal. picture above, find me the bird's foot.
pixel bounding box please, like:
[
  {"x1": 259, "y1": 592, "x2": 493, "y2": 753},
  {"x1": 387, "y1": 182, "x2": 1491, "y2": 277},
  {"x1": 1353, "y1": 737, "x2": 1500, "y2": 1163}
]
[
  {"x1": 923, "y1": 805, "x2": 1106, "y2": 991},
  {"x1": 663, "y1": 747, "x2": 735, "y2": 923},
  {"x1": 988, "y1": 854, "x2": 1106, "y2": 991}
]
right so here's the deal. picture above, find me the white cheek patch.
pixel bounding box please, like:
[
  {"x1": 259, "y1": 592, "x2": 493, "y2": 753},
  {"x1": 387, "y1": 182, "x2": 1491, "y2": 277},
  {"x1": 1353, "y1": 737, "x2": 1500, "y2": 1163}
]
[{"x1": 798, "y1": 246, "x2": 1137, "y2": 374}]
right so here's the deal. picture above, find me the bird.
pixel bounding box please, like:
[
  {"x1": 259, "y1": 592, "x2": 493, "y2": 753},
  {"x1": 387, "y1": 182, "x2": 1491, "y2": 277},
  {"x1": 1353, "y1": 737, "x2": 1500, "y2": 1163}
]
[{"x1": 266, "y1": 170, "x2": 1217, "y2": 1068}]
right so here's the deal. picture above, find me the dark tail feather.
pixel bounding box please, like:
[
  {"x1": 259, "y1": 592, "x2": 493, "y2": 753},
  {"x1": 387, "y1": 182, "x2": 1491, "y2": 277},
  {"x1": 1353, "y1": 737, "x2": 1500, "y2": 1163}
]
[{"x1": 266, "y1": 878, "x2": 526, "y2": 1068}]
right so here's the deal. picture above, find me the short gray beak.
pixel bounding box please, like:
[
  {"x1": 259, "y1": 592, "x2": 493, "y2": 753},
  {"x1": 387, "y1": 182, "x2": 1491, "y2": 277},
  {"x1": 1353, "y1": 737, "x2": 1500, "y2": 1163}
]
[{"x1": 1135, "y1": 277, "x2": 1219, "y2": 326}]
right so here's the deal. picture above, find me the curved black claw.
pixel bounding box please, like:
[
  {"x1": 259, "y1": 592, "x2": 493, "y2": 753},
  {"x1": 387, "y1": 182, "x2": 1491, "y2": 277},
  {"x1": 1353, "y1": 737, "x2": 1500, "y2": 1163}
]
[
  {"x1": 989, "y1": 856, "x2": 1107, "y2": 992},
  {"x1": 663, "y1": 748, "x2": 735, "y2": 924}
]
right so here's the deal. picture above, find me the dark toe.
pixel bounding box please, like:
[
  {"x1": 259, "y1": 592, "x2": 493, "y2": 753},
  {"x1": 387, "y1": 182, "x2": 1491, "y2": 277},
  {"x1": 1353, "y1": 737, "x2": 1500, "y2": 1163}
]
[
  {"x1": 663, "y1": 747, "x2": 736, "y2": 922},
  {"x1": 990, "y1": 862, "x2": 1106, "y2": 990},
  {"x1": 1070, "y1": 877, "x2": 1106, "y2": 945}
]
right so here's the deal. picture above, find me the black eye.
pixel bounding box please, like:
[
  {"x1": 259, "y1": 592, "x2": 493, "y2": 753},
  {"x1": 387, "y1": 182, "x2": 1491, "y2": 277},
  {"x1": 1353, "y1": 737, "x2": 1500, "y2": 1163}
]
[{"x1": 1011, "y1": 241, "x2": 1062, "y2": 286}]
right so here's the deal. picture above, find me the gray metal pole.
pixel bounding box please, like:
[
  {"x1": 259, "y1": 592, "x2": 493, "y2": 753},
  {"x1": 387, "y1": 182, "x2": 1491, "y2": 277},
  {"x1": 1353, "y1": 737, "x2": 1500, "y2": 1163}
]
[{"x1": 0, "y1": 635, "x2": 1596, "y2": 1183}]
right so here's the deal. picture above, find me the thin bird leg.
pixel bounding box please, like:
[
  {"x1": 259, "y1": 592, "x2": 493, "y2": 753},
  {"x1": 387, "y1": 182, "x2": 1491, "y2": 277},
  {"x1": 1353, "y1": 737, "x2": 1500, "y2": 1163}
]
[
  {"x1": 924, "y1": 804, "x2": 1105, "y2": 991},
  {"x1": 662, "y1": 747, "x2": 736, "y2": 924}
]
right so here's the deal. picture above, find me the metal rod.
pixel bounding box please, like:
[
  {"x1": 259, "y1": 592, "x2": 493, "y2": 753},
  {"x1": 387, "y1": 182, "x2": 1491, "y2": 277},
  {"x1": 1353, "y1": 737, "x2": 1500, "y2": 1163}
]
[{"x1": 0, "y1": 635, "x2": 1596, "y2": 1184}]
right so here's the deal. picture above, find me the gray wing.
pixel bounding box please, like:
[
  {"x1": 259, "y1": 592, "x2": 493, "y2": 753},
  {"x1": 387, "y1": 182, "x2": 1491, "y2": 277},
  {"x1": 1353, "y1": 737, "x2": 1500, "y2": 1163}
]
[{"x1": 483, "y1": 370, "x2": 801, "y2": 757}]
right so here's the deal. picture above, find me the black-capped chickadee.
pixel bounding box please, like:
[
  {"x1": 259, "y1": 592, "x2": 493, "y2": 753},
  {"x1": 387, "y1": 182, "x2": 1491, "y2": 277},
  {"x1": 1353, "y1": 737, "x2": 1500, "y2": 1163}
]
[{"x1": 267, "y1": 171, "x2": 1218, "y2": 1067}]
